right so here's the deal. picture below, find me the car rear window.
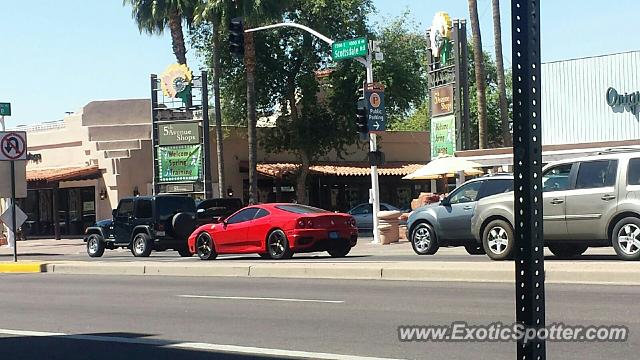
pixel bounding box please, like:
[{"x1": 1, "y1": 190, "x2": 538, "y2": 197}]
[
  {"x1": 276, "y1": 204, "x2": 330, "y2": 214},
  {"x1": 156, "y1": 196, "x2": 196, "y2": 220},
  {"x1": 628, "y1": 158, "x2": 640, "y2": 185},
  {"x1": 575, "y1": 160, "x2": 617, "y2": 189},
  {"x1": 479, "y1": 179, "x2": 513, "y2": 199}
]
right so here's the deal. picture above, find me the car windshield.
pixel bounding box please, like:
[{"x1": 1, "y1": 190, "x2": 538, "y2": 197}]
[
  {"x1": 275, "y1": 204, "x2": 330, "y2": 214},
  {"x1": 156, "y1": 196, "x2": 196, "y2": 221}
]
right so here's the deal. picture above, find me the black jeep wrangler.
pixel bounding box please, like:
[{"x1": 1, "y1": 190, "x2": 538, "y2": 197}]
[{"x1": 84, "y1": 195, "x2": 197, "y2": 258}]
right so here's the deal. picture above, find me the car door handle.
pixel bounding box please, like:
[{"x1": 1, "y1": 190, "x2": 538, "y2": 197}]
[
  {"x1": 463, "y1": 206, "x2": 473, "y2": 210},
  {"x1": 550, "y1": 198, "x2": 564, "y2": 205},
  {"x1": 601, "y1": 194, "x2": 616, "y2": 201}
]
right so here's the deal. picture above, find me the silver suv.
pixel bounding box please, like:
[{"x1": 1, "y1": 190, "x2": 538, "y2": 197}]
[{"x1": 471, "y1": 150, "x2": 640, "y2": 260}]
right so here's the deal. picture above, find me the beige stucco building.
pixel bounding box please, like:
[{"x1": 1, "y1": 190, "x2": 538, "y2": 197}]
[{"x1": 11, "y1": 99, "x2": 430, "y2": 238}]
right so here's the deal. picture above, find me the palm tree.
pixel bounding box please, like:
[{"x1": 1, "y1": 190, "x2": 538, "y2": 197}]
[
  {"x1": 492, "y1": 0, "x2": 511, "y2": 147},
  {"x1": 124, "y1": 0, "x2": 196, "y2": 65},
  {"x1": 195, "y1": 1, "x2": 227, "y2": 198},
  {"x1": 468, "y1": 0, "x2": 488, "y2": 149},
  {"x1": 231, "y1": 0, "x2": 290, "y2": 204}
]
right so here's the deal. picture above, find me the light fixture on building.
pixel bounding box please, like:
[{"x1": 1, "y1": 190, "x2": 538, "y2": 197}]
[
  {"x1": 227, "y1": 187, "x2": 234, "y2": 197},
  {"x1": 99, "y1": 189, "x2": 107, "y2": 200},
  {"x1": 133, "y1": 186, "x2": 140, "y2": 197}
]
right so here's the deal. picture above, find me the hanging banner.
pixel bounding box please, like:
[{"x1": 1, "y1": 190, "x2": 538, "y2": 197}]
[
  {"x1": 430, "y1": 114, "x2": 456, "y2": 159},
  {"x1": 158, "y1": 145, "x2": 202, "y2": 182}
]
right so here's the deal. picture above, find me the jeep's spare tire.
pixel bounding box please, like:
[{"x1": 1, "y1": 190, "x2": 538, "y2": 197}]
[{"x1": 172, "y1": 212, "x2": 197, "y2": 239}]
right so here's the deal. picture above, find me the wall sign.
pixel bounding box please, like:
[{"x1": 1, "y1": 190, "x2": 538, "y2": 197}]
[
  {"x1": 430, "y1": 114, "x2": 456, "y2": 159},
  {"x1": 606, "y1": 87, "x2": 640, "y2": 114},
  {"x1": 158, "y1": 145, "x2": 202, "y2": 182},
  {"x1": 431, "y1": 85, "x2": 454, "y2": 116}
]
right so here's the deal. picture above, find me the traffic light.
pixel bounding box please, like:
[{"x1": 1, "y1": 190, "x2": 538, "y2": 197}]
[
  {"x1": 229, "y1": 17, "x2": 244, "y2": 58},
  {"x1": 356, "y1": 97, "x2": 368, "y2": 137}
]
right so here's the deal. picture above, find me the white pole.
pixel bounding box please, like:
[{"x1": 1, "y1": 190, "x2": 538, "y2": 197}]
[
  {"x1": 365, "y1": 48, "x2": 381, "y2": 245},
  {"x1": 0, "y1": 116, "x2": 13, "y2": 248}
]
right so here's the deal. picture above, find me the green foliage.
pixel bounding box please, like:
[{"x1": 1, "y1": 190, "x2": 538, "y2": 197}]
[{"x1": 124, "y1": 0, "x2": 197, "y2": 34}]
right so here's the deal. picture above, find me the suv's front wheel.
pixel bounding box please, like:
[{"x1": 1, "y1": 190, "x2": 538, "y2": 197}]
[
  {"x1": 410, "y1": 222, "x2": 439, "y2": 255},
  {"x1": 86, "y1": 234, "x2": 105, "y2": 258},
  {"x1": 482, "y1": 219, "x2": 514, "y2": 260},
  {"x1": 612, "y1": 217, "x2": 640, "y2": 261},
  {"x1": 131, "y1": 233, "x2": 153, "y2": 257}
]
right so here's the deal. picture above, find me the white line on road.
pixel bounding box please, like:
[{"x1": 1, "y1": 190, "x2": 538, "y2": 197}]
[
  {"x1": 0, "y1": 328, "x2": 402, "y2": 360},
  {"x1": 177, "y1": 294, "x2": 344, "y2": 303}
]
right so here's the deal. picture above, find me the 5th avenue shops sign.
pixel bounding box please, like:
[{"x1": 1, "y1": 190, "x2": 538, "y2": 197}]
[
  {"x1": 606, "y1": 87, "x2": 640, "y2": 114},
  {"x1": 158, "y1": 122, "x2": 200, "y2": 145},
  {"x1": 431, "y1": 85, "x2": 454, "y2": 116},
  {"x1": 158, "y1": 145, "x2": 202, "y2": 182}
]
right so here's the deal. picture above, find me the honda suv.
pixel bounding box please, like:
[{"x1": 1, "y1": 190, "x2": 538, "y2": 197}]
[
  {"x1": 471, "y1": 150, "x2": 640, "y2": 260},
  {"x1": 84, "y1": 195, "x2": 197, "y2": 258},
  {"x1": 407, "y1": 174, "x2": 513, "y2": 255}
]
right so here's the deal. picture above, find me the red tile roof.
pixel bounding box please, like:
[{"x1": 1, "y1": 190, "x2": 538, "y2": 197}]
[
  {"x1": 27, "y1": 166, "x2": 101, "y2": 182},
  {"x1": 256, "y1": 162, "x2": 424, "y2": 178}
]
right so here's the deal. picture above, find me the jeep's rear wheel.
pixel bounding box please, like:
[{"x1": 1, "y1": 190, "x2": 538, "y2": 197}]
[
  {"x1": 482, "y1": 220, "x2": 514, "y2": 261},
  {"x1": 86, "y1": 234, "x2": 105, "y2": 258},
  {"x1": 177, "y1": 247, "x2": 193, "y2": 257},
  {"x1": 131, "y1": 233, "x2": 152, "y2": 257},
  {"x1": 327, "y1": 241, "x2": 351, "y2": 258}
]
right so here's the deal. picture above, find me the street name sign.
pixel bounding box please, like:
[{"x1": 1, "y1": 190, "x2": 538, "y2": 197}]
[
  {"x1": 0, "y1": 103, "x2": 10, "y2": 116},
  {"x1": 0, "y1": 132, "x2": 27, "y2": 161},
  {"x1": 365, "y1": 82, "x2": 386, "y2": 132},
  {"x1": 332, "y1": 37, "x2": 367, "y2": 61}
]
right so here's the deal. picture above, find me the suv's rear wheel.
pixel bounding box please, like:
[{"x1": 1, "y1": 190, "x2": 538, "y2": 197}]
[
  {"x1": 410, "y1": 222, "x2": 439, "y2": 255},
  {"x1": 612, "y1": 217, "x2": 640, "y2": 260},
  {"x1": 196, "y1": 233, "x2": 217, "y2": 260},
  {"x1": 86, "y1": 234, "x2": 105, "y2": 258},
  {"x1": 548, "y1": 244, "x2": 588, "y2": 259},
  {"x1": 482, "y1": 219, "x2": 514, "y2": 260},
  {"x1": 131, "y1": 233, "x2": 153, "y2": 257}
]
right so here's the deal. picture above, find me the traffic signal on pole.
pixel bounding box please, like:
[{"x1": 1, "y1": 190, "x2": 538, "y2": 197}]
[
  {"x1": 229, "y1": 17, "x2": 244, "y2": 58},
  {"x1": 356, "y1": 97, "x2": 368, "y2": 136}
]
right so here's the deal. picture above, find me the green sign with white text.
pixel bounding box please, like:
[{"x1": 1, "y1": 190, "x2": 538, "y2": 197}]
[
  {"x1": 158, "y1": 145, "x2": 202, "y2": 182},
  {"x1": 332, "y1": 37, "x2": 367, "y2": 61},
  {"x1": 0, "y1": 103, "x2": 11, "y2": 116},
  {"x1": 430, "y1": 114, "x2": 456, "y2": 159}
]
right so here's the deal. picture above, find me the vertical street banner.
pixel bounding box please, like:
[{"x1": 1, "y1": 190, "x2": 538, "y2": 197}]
[
  {"x1": 158, "y1": 145, "x2": 202, "y2": 182},
  {"x1": 365, "y1": 82, "x2": 386, "y2": 132},
  {"x1": 430, "y1": 114, "x2": 456, "y2": 158}
]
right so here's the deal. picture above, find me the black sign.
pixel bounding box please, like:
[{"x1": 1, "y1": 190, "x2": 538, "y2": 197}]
[{"x1": 365, "y1": 82, "x2": 385, "y2": 132}]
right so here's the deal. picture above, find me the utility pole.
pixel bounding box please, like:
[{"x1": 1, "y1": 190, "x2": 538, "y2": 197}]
[{"x1": 246, "y1": 23, "x2": 382, "y2": 244}]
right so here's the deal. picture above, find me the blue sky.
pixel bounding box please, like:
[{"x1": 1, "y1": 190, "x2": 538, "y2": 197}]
[{"x1": 1, "y1": 0, "x2": 639, "y2": 126}]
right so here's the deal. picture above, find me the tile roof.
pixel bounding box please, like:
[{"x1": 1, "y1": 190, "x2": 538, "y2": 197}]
[
  {"x1": 27, "y1": 166, "x2": 101, "y2": 182},
  {"x1": 256, "y1": 162, "x2": 425, "y2": 178}
]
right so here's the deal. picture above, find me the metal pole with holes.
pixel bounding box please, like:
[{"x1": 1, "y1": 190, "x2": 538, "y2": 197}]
[{"x1": 512, "y1": 0, "x2": 545, "y2": 358}]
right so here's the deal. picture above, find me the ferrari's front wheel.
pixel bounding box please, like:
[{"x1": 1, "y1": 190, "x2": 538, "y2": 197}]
[{"x1": 267, "y1": 229, "x2": 293, "y2": 260}]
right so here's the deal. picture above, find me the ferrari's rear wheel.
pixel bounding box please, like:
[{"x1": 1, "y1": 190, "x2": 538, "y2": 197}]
[
  {"x1": 267, "y1": 229, "x2": 293, "y2": 260},
  {"x1": 196, "y1": 233, "x2": 217, "y2": 260}
]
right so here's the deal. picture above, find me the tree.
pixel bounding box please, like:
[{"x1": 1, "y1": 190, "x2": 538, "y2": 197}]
[
  {"x1": 194, "y1": 1, "x2": 228, "y2": 198},
  {"x1": 123, "y1": 0, "x2": 196, "y2": 65},
  {"x1": 492, "y1": 0, "x2": 511, "y2": 146},
  {"x1": 468, "y1": 0, "x2": 488, "y2": 148}
]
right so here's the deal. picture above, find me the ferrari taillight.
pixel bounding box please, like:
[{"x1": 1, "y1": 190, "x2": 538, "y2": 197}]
[
  {"x1": 297, "y1": 219, "x2": 306, "y2": 228},
  {"x1": 347, "y1": 218, "x2": 356, "y2": 227},
  {"x1": 307, "y1": 219, "x2": 314, "y2": 228}
]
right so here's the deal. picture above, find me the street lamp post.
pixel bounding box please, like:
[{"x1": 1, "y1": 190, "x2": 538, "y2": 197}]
[{"x1": 246, "y1": 22, "x2": 382, "y2": 244}]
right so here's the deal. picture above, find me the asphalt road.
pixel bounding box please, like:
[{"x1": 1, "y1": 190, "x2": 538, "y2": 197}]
[{"x1": 0, "y1": 274, "x2": 637, "y2": 359}]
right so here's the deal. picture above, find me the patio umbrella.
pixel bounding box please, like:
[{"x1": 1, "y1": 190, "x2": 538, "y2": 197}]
[{"x1": 402, "y1": 155, "x2": 485, "y2": 180}]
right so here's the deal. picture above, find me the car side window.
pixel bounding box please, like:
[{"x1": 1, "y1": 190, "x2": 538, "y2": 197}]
[
  {"x1": 253, "y1": 208, "x2": 270, "y2": 220},
  {"x1": 351, "y1": 205, "x2": 372, "y2": 215},
  {"x1": 117, "y1": 200, "x2": 134, "y2": 217},
  {"x1": 627, "y1": 158, "x2": 640, "y2": 185},
  {"x1": 479, "y1": 179, "x2": 513, "y2": 199},
  {"x1": 135, "y1": 199, "x2": 152, "y2": 219},
  {"x1": 542, "y1": 164, "x2": 573, "y2": 192},
  {"x1": 226, "y1": 208, "x2": 259, "y2": 224},
  {"x1": 448, "y1": 181, "x2": 484, "y2": 204},
  {"x1": 381, "y1": 204, "x2": 390, "y2": 211},
  {"x1": 575, "y1": 160, "x2": 617, "y2": 189}
]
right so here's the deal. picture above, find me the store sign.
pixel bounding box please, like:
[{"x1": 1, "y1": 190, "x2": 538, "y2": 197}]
[
  {"x1": 158, "y1": 145, "x2": 202, "y2": 182},
  {"x1": 158, "y1": 122, "x2": 200, "y2": 145},
  {"x1": 431, "y1": 85, "x2": 454, "y2": 116},
  {"x1": 430, "y1": 114, "x2": 456, "y2": 159},
  {"x1": 606, "y1": 87, "x2": 640, "y2": 114}
]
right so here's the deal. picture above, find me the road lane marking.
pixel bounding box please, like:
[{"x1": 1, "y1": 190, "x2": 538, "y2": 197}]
[
  {"x1": 177, "y1": 294, "x2": 344, "y2": 303},
  {"x1": 0, "y1": 328, "x2": 402, "y2": 360}
]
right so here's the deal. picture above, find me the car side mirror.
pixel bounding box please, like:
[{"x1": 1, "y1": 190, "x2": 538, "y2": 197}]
[
  {"x1": 222, "y1": 219, "x2": 228, "y2": 228},
  {"x1": 440, "y1": 198, "x2": 450, "y2": 207}
]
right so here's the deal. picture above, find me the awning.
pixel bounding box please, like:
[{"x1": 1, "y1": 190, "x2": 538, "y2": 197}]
[
  {"x1": 253, "y1": 162, "x2": 425, "y2": 178},
  {"x1": 27, "y1": 165, "x2": 102, "y2": 182}
]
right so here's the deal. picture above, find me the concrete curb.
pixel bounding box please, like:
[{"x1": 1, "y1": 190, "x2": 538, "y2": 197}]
[
  {"x1": 0, "y1": 262, "x2": 46, "y2": 273},
  {"x1": 32, "y1": 260, "x2": 640, "y2": 286}
]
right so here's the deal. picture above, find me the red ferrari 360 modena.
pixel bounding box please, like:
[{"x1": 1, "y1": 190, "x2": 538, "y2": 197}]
[{"x1": 187, "y1": 203, "x2": 358, "y2": 260}]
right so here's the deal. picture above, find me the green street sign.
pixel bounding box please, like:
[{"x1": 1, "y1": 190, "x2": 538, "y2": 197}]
[
  {"x1": 332, "y1": 37, "x2": 367, "y2": 61},
  {"x1": 158, "y1": 144, "x2": 202, "y2": 182},
  {"x1": 0, "y1": 103, "x2": 11, "y2": 116}
]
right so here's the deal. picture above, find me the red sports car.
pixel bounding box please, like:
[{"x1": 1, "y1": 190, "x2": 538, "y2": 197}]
[{"x1": 187, "y1": 203, "x2": 358, "y2": 260}]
